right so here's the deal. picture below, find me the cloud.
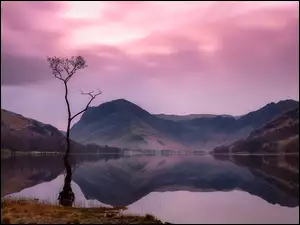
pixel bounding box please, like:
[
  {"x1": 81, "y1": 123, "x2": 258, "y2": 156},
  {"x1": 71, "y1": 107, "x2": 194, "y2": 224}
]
[
  {"x1": 1, "y1": 1, "x2": 298, "y2": 84},
  {"x1": 1, "y1": 1, "x2": 299, "y2": 128},
  {"x1": 1, "y1": 51, "x2": 50, "y2": 85}
]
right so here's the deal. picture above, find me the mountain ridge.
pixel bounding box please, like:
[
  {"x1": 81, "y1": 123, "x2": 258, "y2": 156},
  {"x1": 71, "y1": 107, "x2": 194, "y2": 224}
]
[
  {"x1": 2, "y1": 98, "x2": 297, "y2": 152},
  {"x1": 70, "y1": 99, "x2": 299, "y2": 151}
]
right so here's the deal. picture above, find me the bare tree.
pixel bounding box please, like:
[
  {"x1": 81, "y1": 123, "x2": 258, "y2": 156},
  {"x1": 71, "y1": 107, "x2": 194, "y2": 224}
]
[{"x1": 47, "y1": 56, "x2": 101, "y2": 207}]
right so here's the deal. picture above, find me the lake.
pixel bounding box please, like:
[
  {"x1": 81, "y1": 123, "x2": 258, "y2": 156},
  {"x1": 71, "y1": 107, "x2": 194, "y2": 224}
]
[{"x1": 1, "y1": 153, "x2": 299, "y2": 224}]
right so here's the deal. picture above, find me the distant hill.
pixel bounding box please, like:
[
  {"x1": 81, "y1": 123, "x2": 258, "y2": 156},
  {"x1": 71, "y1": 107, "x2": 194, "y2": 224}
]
[
  {"x1": 70, "y1": 99, "x2": 299, "y2": 151},
  {"x1": 1, "y1": 109, "x2": 84, "y2": 153},
  {"x1": 213, "y1": 107, "x2": 299, "y2": 154},
  {"x1": 1, "y1": 109, "x2": 122, "y2": 154}
]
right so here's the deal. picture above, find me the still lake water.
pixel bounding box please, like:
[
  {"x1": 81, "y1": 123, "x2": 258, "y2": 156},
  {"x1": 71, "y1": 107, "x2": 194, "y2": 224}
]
[{"x1": 1, "y1": 153, "x2": 299, "y2": 224}]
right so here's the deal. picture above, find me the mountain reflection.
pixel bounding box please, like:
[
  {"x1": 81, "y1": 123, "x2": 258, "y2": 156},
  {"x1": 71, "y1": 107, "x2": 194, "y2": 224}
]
[{"x1": 1, "y1": 154, "x2": 299, "y2": 208}]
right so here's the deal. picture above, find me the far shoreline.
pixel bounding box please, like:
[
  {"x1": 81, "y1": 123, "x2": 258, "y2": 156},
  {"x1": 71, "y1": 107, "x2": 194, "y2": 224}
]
[{"x1": 1, "y1": 148, "x2": 299, "y2": 159}]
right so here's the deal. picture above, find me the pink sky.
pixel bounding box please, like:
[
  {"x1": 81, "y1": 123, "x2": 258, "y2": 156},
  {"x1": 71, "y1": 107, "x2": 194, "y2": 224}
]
[{"x1": 1, "y1": 1, "x2": 299, "y2": 130}]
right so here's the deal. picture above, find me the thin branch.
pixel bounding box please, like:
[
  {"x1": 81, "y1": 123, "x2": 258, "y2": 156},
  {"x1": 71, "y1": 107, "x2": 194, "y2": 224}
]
[
  {"x1": 65, "y1": 69, "x2": 75, "y2": 83},
  {"x1": 70, "y1": 89, "x2": 101, "y2": 121},
  {"x1": 54, "y1": 71, "x2": 65, "y2": 82},
  {"x1": 65, "y1": 57, "x2": 87, "y2": 83},
  {"x1": 47, "y1": 55, "x2": 87, "y2": 83},
  {"x1": 63, "y1": 66, "x2": 70, "y2": 77},
  {"x1": 80, "y1": 90, "x2": 94, "y2": 98}
]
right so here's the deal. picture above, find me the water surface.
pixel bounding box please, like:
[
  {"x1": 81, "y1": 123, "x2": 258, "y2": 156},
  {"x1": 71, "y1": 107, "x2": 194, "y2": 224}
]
[{"x1": 1, "y1": 153, "x2": 299, "y2": 224}]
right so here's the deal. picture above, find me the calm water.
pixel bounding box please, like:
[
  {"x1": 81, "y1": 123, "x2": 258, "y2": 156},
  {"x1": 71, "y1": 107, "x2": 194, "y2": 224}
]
[{"x1": 1, "y1": 153, "x2": 299, "y2": 224}]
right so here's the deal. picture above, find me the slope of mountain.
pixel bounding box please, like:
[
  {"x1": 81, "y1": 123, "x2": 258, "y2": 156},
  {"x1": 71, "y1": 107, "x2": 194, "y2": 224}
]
[
  {"x1": 70, "y1": 99, "x2": 299, "y2": 151},
  {"x1": 70, "y1": 99, "x2": 188, "y2": 150},
  {"x1": 237, "y1": 100, "x2": 298, "y2": 128},
  {"x1": 213, "y1": 107, "x2": 299, "y2": 154},
  {"x1": 1, "y1": 109, "x2": 85, "y2": 153}
]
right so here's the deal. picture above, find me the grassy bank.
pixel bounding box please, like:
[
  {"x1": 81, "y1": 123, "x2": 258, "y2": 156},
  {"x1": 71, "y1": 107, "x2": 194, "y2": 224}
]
[{"x1": 1, "y1": 199, "x2": 166, "y2": 224}]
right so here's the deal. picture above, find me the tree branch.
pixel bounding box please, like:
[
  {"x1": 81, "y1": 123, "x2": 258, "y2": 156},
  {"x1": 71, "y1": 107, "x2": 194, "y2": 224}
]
[
  {"x1": 70, "y1": 89, "x2": 101, "y2": 121},
  {"x1": 54, "y1": 70, "x2": 65, "y2": 82},
  {"x1": 47, "y1": 56, "x2": 87, "y2": 83},
  {"x1": 65, "y1": 68, "x2": 75, "y2": 83}
]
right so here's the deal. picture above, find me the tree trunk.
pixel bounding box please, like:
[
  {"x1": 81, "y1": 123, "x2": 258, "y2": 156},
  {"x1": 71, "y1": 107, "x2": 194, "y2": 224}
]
[
  {"x1": 58, "y1": 83, "x2": 75, "y2": 207},
  {"x1": 47, "y1": 56, "x2": 99, "y2": 207}
]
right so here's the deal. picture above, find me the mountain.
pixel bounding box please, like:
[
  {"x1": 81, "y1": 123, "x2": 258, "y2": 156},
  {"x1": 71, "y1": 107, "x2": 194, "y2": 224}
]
[
  {"x1": 70, "y1": 99, "x2": 299, "y2": 151},
  {"x1": 70, "y1": 99, "x2": 188, "y2": 150},
  {"x1": 213, "y1": 107, "x2": 299, "y2": 154},
  {"x1": 236, "y1": 100, "x2": 298, "y2": 128},
  {"x1": 1, "y1": 109, "x2": 87, "y2": 153}
]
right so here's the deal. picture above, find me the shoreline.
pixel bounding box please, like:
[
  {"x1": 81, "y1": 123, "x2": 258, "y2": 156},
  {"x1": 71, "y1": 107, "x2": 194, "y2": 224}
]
[{"x1": 1, "y1": 149, "x2": 299, "y2": 158}]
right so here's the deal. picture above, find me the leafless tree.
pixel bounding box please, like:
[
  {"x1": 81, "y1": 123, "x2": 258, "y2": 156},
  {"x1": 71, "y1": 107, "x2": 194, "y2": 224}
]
[{"x1": 47, "y1": 56, "x2": 101, "y2": 207}]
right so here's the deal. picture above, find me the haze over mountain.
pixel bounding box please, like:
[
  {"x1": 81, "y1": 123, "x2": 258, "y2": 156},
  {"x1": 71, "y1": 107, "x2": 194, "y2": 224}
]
[{"x1": 70, "y1": 99, "x2": 299, "y2": 151}]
